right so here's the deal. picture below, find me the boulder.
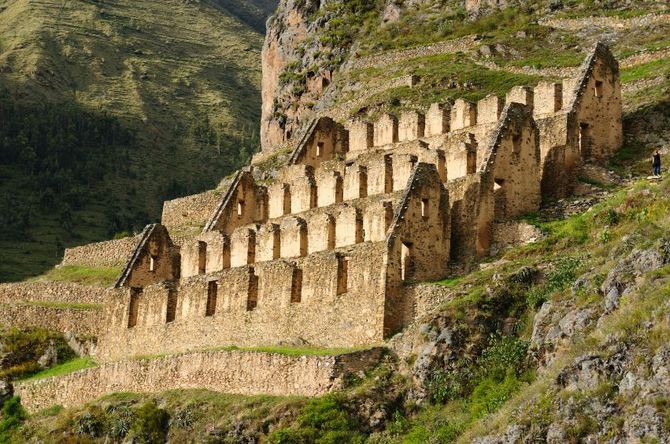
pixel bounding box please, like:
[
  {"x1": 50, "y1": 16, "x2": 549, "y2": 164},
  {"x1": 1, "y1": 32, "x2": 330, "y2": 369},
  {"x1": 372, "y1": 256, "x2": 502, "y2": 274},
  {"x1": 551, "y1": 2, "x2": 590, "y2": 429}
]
[{"x1": 0, "y1": 379, "x2": 13, "y2": 406}]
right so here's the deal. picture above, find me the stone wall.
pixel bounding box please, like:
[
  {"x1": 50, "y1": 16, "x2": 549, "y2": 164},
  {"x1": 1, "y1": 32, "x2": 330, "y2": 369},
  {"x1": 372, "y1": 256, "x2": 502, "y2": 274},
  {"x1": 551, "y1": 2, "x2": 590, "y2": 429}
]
[
  {"x1": 115, "y1": 224, "x2": 180, "y2": 289},
  {"x1": 161, "y1": 189, "x2": 223, "y2": 232},
  {"x1": 0, "y1": 282, "x2": 109, "y2": 335},
  {"x1": 569, "y1": 42, "x2": 623, "y2": 161},
  {"x1": 0, "y1": 282, "x2": 113, "y2": 305},
  {"x1": 62, "y1": 236, "x2": 141, "y2": 268},
  {"x1": 402, "y1": 284, "x2": 456, "y2": 323},
  {"x1": 98, "y1": 242, "x2": 389, "y2": 361},
  {"x1": 0, "y1": 304, "x2": 102, "y2": 336},
  {"x1": 343, "y1": 35, "x2": 477, "y2": 71},
  {"x1": 87, "y1": 44, "x2": 622, "y2": 366},
  {"x1": 491, "y1": 221, "x2": 543, "y2": 255},
  {"x1": 15, "y1": 348, "x2": 385, "y2": 412}
]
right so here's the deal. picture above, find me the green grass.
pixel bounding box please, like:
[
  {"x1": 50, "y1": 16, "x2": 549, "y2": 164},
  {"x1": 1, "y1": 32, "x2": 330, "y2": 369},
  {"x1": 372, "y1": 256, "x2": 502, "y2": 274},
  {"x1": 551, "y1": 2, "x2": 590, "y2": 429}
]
[
  {"x1": 339, "y1": 53, "x2": 539, "y2": 118},
  {"x1": 28, "y1": 265, "x2": 122, "y2": 287},
  {"x1": 433, "y1": 276, "x2": 464, "y2": 287},
  {"x1": 226, "y1": 345, "x2": 374, "y2": 356},
  {"x1": 134, "y1": 345, "x2": 376, "y2": 361},
  {"x1": 21, "y1": 357, "x2": 97, "y2": 382},
  {"x1": 18, "y1": 301, "x2": 104, "y2": 311},
  {"x1": 621, "y1": 58, "x2": 670, "y2": 83}
]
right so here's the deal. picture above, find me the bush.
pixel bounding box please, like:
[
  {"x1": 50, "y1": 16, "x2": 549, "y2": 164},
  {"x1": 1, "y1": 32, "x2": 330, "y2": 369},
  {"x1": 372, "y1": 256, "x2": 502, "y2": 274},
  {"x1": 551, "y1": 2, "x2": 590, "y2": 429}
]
[
  {"x1": 75, "y1": 409, "x2": 103, "y2": 437},
  {"x1": 128, "y1": 401, "x2": 170, "y2": 444},
  {"x1": 105, "y1": 404, "x2": 133, "y2": 439},
  {"x1": 469, "y1": 370, "x2": 523, "y2": 419},
  {"x1": 547, "y1": 257, "x2": 582, "y2": 290},
  {"x1": 0, "y1": 397, "x2": 26, "y2": 440},
  {"x1": 526, "y1": 285, "x2": 548, "y2": 309},
  {"x1": 507, "y1": 267, "x2": 539, "y2": 286},
  {"x1": 526, "y1": 257, "x2": 583, "y2": 308},
  {"x1": 268, "y1": 394, "x2": 365, "y2": 444},
  {"x1": 427, "y1": 370, "x2": 467, "y2": 404}
]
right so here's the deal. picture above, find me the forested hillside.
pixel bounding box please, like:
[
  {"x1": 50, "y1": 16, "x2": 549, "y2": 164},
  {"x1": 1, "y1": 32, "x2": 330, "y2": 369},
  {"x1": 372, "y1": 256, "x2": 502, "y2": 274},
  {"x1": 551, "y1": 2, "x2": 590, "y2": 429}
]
[{"x1": 0, "y1": 0, "x2": 276, "y2": 281}]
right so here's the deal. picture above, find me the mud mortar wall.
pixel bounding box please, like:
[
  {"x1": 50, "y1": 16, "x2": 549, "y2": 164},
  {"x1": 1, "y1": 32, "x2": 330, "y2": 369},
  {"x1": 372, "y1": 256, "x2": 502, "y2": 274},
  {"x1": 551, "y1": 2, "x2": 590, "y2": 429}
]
[
  {"x1": 14, "y1": 348, "x2": 385, "y2": 412},
  {"x1": 62, "y1": 236, "x2": 141, "y2": 268},
  {"x1": 98, "y1": 243, "x2": 389, "y2": 362}
]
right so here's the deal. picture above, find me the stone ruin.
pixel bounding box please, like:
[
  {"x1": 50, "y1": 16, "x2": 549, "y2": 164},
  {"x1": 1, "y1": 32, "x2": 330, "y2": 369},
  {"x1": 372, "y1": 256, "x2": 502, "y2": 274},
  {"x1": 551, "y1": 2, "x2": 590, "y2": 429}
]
[
  {"x1": 99, "y1": 42, "x2": 622, "y2": 361},
  {"x1": 4, "y1": 43, "x2": 623, "y2": 408}
]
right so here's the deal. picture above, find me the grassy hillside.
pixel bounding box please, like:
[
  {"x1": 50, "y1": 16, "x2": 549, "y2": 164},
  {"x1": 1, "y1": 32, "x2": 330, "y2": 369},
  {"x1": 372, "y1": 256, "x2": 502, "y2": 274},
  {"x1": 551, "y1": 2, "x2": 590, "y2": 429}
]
[{"x1": 0, "y1": 0, "x2": 276, "y2": 281}]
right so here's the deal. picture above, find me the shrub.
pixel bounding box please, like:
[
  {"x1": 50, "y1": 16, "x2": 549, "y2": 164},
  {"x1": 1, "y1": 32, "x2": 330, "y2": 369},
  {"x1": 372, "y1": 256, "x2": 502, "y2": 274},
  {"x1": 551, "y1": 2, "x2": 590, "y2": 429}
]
[
  {"x1": 0, "y1": 397, "x2": 26, "y2": 440},
  {"x1": 75, "y1": 409, "x2": 103, "y2": 437},
  {"x1": 477, "y1": 335, "x2": 529, "y2": 380},
  {"x1": 105, "y1": 403, "x2": 133, "y2": 439},
  {"x1": 128, "y1": 401, "x2": 170, "y2": 444},
  {"x1": 386, "y1": 411, "x2": 410, "y2": 435},
  {"x1": 526, "y1": 285, "x2": 548, "y2": 309},
  {"x1": 547, "y1": 257, "x2": 582, "y2": 291},
  {"x1": 469, "y1": 370, "x2": 523, "y2": 419},
  {"x1": 606, "y1": 209, "x2": 620, "y2": 225},
  {"x1": 427, "y1": 370, "x2": 466, "y2": 404},
  {"x1": 268, "y1": 394, "x2": 365, "y2": 444},
  {"x1": 507, "y1": 266, "x2": 539, "y2": 286},
  {"x1": 170, "y1": 404, "x2": 195, "y2": 430}
]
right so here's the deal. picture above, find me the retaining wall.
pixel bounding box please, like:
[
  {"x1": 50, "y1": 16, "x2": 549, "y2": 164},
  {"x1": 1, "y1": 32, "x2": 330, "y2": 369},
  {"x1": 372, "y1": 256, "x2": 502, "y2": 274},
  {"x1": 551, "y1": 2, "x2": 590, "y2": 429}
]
[
  {"x1": 0, "y1": 282, "x2": 113, "y2": 305},
  {"x1": 0, "y1": 303, "x2": 102, "y2": 336},
  {"x1": 61, "y1": 236, "x2": 141, "y2": 268},
  {"x1": 15, "y1": 348, "x2": 385, "y2": 412},
  {"x1": 161, "y1": 190, "x2": 224, "y2": 232}
]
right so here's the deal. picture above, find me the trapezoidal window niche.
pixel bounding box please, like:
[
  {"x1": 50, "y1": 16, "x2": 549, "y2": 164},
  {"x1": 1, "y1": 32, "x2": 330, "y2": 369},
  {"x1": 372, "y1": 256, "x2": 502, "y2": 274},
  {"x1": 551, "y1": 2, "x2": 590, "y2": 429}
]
[
  {"x1": 247, "y1": 271, "x2": 259, "y2": 311},
  {"x1": 359, "y1": 167, "x2": 368, "y2": 198},
  {"x1": 283, "y1": 185, "x2": 292, "y2": 215},
  {"x1": 198, "y1": 241, "x2": 207, "y2": 275},
  {"x1": 128, "y1": 288, "x2": 142, "y2": 329},
  {"x1": 336, "y1": 255, "x2": 349, "y2": 295},
  {"x1": 166, "y1": 289, "x2": 178, "y2": 323},
  {"x1": 594, "y1": 80, "x2": 604, "y2": 98},
  {"x1": 421, "y1": 199, "x2": 429, "y2": 219},
  {"x1": 291, "y1": 268, "x2": 303, "y2": 303},
  {"x1": 327, "y1": 216, "x2": 336, "y2": 250},
  {"x1": 205, "y1": 281, "x2": 218, "y2": 317},
  {"x1": 579, "y1": 123, "x2": 592, "y2": 159},
  {"x1": 401, "y1": 242, "x2": 414, "y2": 281}
]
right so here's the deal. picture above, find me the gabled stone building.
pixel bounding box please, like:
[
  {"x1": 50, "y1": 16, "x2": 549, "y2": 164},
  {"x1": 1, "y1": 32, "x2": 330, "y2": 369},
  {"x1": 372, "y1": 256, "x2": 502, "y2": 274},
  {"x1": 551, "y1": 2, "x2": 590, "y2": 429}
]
[{"x1": 97, "y1": 43, "x2": 622, "y2": 362}]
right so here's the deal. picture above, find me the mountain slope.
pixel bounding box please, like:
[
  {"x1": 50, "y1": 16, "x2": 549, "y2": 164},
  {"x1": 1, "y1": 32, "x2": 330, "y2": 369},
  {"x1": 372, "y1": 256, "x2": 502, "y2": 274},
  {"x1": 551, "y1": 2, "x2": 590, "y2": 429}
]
[{"x1": 0, "y1": 0, "x2": 276, "y2": 281}]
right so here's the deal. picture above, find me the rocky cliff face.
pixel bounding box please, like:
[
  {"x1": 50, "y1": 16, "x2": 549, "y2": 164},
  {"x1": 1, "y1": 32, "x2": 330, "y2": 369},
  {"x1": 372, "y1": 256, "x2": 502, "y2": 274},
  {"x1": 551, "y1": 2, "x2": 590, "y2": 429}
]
[
  {"x1": 260, "y1": 0, "x2": 319, "y2": 155},
  {"x1": 259, "y1": 0, "x2": 380, "y2": 157},
  {"x1": 257, "y1": 0, "x2": 510, "y2": 157}
]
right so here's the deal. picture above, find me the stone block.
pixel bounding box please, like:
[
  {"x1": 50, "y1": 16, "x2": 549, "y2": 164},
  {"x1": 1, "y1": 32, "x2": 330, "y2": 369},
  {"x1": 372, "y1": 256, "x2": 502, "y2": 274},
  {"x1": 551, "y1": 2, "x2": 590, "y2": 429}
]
[
  {"x1": 425, "y1": 103, "x2": 450, "y2": 136},
  {"x1": 534, "y1": 81, "x2": 563, "y2": 116},
  {"x1": 477, "y1": 95, "x2": 504, "y2": 124},
  {"x1": 374, "y1": 114, "x2": 399, "y2": 147},
  {"x1": 347, "y1": 120, "x2": 374, "y2": 153},
  {"x1": 398, "y1": 111, "x2": 425, "y2": 142},
  {"x1": 451, "y1": 99, "x2": 477, "y2": 130}
]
